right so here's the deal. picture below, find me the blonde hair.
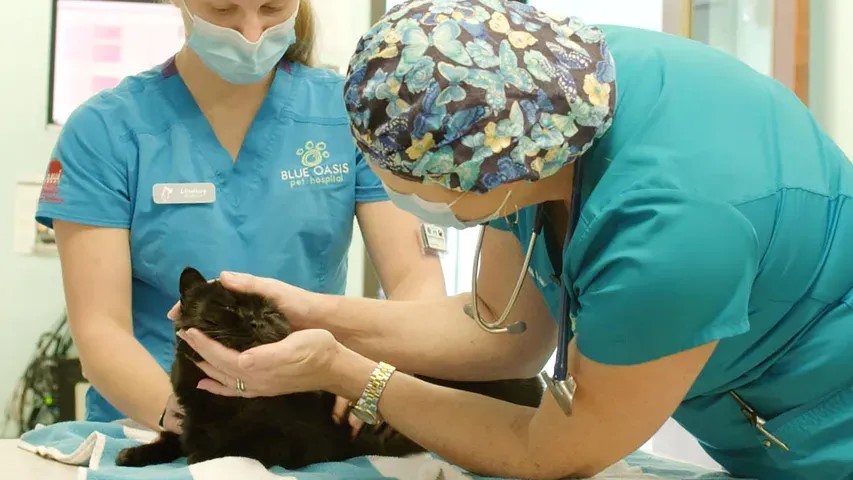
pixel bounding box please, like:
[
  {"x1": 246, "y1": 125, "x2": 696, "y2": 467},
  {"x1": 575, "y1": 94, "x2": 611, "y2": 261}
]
[
  {"x1": 287, "y1": 0, "x2": 316, "y2": 66},
  {"x1": 168, "y1": 0, "x2": 316, "y2": 67}
]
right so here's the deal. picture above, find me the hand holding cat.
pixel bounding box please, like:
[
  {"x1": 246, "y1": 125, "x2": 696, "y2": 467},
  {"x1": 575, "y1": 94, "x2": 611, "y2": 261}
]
[
  {"x1": 177, "y1": 327, "x2": 341, "y2": 398},
  {"x1": 167, "y1": 271, "x2": 320, "y2": 331},
  {"x1": 168, "y1": 271, "x2": 378, "y2": 437}
]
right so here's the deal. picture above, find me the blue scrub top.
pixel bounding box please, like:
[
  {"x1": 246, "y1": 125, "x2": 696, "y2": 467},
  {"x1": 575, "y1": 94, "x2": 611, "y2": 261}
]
[
  {"x1": 35, "y1": 59, "x2": 389, "y2": 422},
  {"x1": 492, "y1": 26, "x2": 853, "y2": 479}
]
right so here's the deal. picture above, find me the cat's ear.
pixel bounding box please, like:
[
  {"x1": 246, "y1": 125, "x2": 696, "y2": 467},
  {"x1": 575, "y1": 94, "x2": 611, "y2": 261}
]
[{"x1": 180, "y1": 267, "x2": 207, "y2": 298}]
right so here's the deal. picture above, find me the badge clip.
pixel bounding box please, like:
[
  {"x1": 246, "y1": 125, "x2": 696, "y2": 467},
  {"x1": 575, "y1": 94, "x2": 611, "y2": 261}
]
[{"x1": 420, "y1": 224, "x2": 447, "y2": 256}]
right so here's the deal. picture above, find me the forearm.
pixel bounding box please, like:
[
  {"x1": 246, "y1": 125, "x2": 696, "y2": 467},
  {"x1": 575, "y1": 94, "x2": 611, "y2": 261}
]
[
  {"x1": 76, "y1": 322, "x2": 172, "y2": 430},
  {"x1": 317, "y1": 293, "x2": 548, "y2": 380},
  {"x1": 329, "y1": 347, "x2": 580, "y2": 479},
  {"x1": 384, "y1": 267, "x2": 446, "y2": 300},
  {"x1": 381, "y1": 251, "x2": 447, "y2": 300}
]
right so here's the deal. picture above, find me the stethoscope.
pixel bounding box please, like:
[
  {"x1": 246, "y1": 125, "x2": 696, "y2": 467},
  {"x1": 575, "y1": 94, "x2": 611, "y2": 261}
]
[{"x1": 465, "y1": 161, "x2": 584, "y2": 416}]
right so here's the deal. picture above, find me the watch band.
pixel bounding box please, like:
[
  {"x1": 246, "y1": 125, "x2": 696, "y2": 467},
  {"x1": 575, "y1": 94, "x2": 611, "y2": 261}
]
[{"x1": 351, "y1": 362, "x2": 396, "y2": 425}]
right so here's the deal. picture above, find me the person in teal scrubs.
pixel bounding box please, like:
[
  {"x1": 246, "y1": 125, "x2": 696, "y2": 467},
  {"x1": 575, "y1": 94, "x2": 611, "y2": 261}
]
[
  {"x1": 34, "y1": 0, "x2": 446, "y2": 435},
  {"x1": 170, "y1": 1, "x2": 852, "y2": 479}
]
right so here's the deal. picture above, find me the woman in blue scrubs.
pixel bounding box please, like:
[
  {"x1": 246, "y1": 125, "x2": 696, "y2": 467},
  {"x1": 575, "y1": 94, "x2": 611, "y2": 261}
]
[
  {"x1": 172, "y1": 1, "x2": 852, "y2": 479},
  {"x1": 35, "y1": 0, "x2": 446, "y2": 435}
]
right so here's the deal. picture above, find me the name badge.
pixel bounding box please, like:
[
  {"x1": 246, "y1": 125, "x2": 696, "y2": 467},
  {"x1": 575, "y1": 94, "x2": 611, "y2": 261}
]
[
  {"x1": 152, "y1": 183, "x2": 216, "y2": 205},
  {"x1": 420, "y1": 223, "x2": 447, "y2": 255}
]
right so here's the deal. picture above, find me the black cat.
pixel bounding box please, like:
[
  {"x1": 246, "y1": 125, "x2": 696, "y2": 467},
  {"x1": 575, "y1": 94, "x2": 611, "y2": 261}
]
[{"x1": 116, "y1": 266, "x2": 543, "y2": 469}]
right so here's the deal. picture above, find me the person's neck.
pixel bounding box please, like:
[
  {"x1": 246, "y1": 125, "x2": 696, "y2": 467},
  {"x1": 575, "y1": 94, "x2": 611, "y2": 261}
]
[{"x1": 174, "y1": 47, "x2": 274, "y2": 111}]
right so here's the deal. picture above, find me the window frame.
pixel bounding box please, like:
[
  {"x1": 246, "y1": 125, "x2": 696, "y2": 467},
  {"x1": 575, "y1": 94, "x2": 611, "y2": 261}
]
[{"x1": 669, "y1": 0, "x2": 810, "y2": 105}]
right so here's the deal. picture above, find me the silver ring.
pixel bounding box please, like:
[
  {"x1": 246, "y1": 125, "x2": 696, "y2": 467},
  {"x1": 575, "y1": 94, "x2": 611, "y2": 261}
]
[{"x1": 235, "y1": 378, "x2": 246, "y2": 395}]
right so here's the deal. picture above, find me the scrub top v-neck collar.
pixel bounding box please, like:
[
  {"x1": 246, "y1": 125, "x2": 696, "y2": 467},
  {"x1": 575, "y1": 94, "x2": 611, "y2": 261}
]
[{"x1": 159, "y1": 57, "x2": 293, "y2": 185}]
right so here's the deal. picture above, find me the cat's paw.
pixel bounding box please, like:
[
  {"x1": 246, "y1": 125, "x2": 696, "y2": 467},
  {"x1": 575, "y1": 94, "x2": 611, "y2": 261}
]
[{"x1": 115, "y1": 447, "x2": 147, "y2": 467}]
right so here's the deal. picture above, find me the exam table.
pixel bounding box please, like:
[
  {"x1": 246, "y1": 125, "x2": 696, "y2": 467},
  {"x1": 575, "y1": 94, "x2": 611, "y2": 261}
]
[
  {"x1": 2, "y1": 438, "x2": 77, "y2": 479},
  {"x1": 5, "y1": 421, "x2": 735, "y2": 480}
]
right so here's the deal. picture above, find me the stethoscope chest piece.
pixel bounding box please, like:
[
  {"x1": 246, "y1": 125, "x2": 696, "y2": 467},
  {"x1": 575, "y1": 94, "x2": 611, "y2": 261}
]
[{"x1": 539, "y1": 371, "x2": 577, "y2": 416}]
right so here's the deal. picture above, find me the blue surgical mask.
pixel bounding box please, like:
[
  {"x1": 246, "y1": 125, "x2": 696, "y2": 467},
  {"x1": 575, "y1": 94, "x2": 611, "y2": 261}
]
[
  {"x1": 184, "y1": 1, "x2": 299, "y2": 85},
  {"x1": 384, "y1": 186, "x2": 512, "y2": 230}
]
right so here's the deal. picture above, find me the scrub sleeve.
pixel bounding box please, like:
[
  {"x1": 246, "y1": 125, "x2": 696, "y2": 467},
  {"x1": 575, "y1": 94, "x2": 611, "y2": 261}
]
[{"x1": 36, "y1": 103, "x2": 131, "y2": 230}]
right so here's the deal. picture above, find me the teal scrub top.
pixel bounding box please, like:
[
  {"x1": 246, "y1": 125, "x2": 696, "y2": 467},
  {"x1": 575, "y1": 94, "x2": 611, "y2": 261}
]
[
  {"x1": 35, "y1": 59, "x2": 389, "y2": 422},
  {"x1": 492, "y1": 26, "x2": 853, "y2": 480}
]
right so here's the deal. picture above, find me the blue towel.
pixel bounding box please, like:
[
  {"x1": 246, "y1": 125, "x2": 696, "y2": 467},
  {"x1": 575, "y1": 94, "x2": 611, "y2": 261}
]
[
  {"x1": 623, "y1": 452, "x2": 737, "y2": 480},
  {"x1": 18, "y1": 421, "x2": 732, "y2": 479}
]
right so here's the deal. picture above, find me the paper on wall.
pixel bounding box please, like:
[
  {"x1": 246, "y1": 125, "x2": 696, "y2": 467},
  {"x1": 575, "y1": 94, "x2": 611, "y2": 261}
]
[{"x1": 13, "y1": 180, "x2": 57, "y2": 256}]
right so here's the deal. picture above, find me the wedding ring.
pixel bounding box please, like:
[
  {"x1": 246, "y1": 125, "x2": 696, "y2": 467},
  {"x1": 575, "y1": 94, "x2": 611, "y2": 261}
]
[{"x1": 236, "y1": 378, "x2": 246, "y2": 395}]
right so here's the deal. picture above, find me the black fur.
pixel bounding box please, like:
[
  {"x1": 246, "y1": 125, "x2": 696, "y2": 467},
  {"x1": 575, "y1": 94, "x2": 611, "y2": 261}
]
[{"x1": 116, "y1": 267, "x2": 543, "y2": 469}]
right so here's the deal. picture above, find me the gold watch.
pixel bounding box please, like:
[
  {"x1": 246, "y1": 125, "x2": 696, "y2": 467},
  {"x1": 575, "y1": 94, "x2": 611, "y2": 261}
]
[{"x1": 350, "y1": 362, "x2": 396, "y2": 425}]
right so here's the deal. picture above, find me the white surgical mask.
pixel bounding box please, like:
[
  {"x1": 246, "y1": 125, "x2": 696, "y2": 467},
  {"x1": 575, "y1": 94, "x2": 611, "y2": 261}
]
[
  {"x1": 184, "y1": 1, "x2": 300, "y2": 85},
  {"x1": 384, "y1": 186, "x2": 512, "y2": 230}
]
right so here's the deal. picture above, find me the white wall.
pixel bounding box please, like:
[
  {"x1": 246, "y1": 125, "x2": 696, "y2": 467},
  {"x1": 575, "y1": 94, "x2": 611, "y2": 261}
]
[
  {"x1": 312, "y1": 0, "x2": 373, "y2": 74},
  {"x1": 810, "y1": 0, "x2": 853, "y2": 158},
  {"x1": 692, "y1": 0, "x2": 775, "y2": 77},
  {"x1": 0, "y1": 0, "x2": 66, "y2": 435},
  {"x1": 531, "y1": 0, "x2": 663, "y2": 31}
]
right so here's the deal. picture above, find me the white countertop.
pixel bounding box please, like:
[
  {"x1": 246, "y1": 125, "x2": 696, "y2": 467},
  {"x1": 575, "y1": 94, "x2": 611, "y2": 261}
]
[{"x1": 1, "y1": 439, "x2": 78, "y2": 479}]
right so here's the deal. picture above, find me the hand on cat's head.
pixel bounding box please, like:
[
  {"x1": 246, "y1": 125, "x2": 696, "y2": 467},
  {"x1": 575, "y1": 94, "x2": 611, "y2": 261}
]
[
  {"x1": 175, "y1": 267, "x2": 294, "y2": 352},
  {"x1": 168, "y1": 269, "x2": 319, "y2": 334},
  {"x1": 178, "y1": 326, "x2": 341, "y2": 398}
]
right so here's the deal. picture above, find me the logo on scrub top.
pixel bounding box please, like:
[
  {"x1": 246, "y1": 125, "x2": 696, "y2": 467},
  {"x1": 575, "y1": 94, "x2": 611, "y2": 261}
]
[
  {"x1": 298, "y1": 141, "x2": 330, "y2": 167},
  {"x1": 281, "y1": 140, "x2": 351, "y2": 189},
  {"x1": 39, "y1": 159, "x2": 64, "y2": 204}
]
